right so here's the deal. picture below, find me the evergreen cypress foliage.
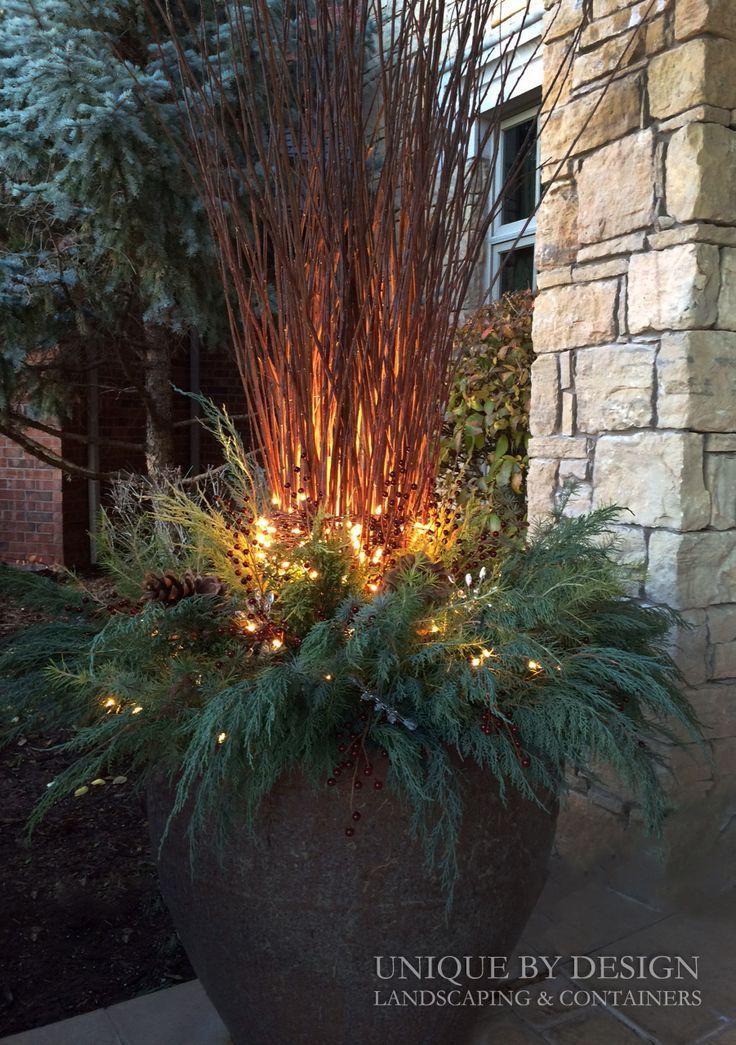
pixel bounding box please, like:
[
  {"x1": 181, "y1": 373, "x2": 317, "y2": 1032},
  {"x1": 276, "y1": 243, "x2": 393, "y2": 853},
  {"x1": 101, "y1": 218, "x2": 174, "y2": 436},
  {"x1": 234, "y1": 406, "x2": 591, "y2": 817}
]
[{"x1": 0, "y1": 411, "x2": 701, "y2": 899}]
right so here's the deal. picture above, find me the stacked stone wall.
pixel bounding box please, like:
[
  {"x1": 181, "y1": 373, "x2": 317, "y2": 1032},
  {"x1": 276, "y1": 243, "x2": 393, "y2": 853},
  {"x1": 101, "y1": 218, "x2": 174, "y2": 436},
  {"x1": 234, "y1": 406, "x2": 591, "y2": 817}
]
[{"x1": 532, "y1": 0, "x2": 736, "y2": 815}]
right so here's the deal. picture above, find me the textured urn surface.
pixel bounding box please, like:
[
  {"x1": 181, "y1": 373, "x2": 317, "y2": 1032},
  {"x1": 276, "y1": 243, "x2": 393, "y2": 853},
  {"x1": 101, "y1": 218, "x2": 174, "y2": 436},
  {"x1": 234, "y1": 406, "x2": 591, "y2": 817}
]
[{"x1": 148, "y1": 765, "x2": 557, "y2": 1045}]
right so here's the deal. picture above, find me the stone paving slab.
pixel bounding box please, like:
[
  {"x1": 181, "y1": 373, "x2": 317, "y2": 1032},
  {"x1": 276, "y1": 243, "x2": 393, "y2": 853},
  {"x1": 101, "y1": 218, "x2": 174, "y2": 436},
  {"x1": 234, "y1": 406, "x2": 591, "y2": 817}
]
[
  {"x1": 0, "y1": 982, "x2": 230, "y2": 1045},
  {"x1": 540, "y1": 1010, "x2": 651, "y2": 1044},
  {"x1": 564, "y1": 901, "x2": 736, "y2": 1045},
  {"x1": 0, "y1": 1009, "x2": 122, "y2": 1045},
  {"x1": 106, "y1": 980, "x2": 230, "y2": 1045},
  {"x1": 705, "y1": 1024, "x2": 736, "y2": 1045},
  {"x1": 471, "y1": 1012, "x2": 547, "y2": 1043},
  {"x1": 519, "y1": 880, "x2": 668, "y2": 956}
]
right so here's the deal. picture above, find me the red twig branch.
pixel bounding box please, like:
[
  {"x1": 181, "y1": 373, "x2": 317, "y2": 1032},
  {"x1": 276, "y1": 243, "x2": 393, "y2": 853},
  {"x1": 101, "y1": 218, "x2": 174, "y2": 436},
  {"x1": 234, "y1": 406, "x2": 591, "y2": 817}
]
[{"x1": 145, "y1": 0, "x2": 585, "y2": 531}]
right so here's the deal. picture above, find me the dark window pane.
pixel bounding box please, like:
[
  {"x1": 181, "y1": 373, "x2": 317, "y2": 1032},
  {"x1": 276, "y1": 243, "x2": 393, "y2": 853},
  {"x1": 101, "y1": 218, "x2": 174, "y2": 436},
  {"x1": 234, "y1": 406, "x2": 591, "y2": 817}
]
[
  {"x1": 500, "y1": 246, "x2": 534, "y2": 294},
  {"x1": 501, "y1": 117, "x2": 537, "y2": 225}
]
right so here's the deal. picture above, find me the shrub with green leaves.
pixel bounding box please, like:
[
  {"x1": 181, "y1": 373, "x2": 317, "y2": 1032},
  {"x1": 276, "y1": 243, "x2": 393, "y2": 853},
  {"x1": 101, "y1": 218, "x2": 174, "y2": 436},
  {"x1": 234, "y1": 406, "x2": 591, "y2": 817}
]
[
  {"x1": 439, "y1": 290, "x2": 534, "y2": 537},
  {"x1": 0, "y1": 404, "x2": 700, "y2": 900}
]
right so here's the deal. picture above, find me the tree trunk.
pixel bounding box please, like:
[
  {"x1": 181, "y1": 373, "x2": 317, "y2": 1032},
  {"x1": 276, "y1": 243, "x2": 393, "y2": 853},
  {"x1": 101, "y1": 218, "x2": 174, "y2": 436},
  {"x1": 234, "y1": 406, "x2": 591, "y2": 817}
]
[{"x1": 144, "y1": 330, "x2": 175, "y2": 474}]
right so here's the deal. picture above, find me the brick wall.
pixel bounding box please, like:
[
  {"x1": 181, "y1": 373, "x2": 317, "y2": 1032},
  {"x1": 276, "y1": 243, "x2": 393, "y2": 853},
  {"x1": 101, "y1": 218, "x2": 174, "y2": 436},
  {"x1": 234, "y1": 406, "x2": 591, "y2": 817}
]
[{"x1": 0, "y1": 429, "x2": 64, "y2": 564}]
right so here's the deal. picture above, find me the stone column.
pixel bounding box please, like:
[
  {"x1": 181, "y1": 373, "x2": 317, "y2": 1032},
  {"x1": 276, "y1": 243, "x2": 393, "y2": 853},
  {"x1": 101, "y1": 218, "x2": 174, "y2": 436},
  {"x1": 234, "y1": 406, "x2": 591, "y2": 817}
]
[{"x1": 531, "y1": 0, "x2": 736, "y2": 817}]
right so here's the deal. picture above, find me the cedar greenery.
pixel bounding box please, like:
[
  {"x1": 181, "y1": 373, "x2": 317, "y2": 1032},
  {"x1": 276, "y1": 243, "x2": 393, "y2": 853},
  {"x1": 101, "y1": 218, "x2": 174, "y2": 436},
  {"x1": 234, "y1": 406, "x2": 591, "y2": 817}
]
[{"x1": 0, "y1": 411, "x2": 701, "y2": 898}]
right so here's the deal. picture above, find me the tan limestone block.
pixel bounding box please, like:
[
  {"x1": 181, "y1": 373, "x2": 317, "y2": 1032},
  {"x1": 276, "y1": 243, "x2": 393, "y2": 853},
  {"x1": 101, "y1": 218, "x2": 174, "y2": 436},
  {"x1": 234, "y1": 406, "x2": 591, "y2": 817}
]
[
  {"x1": 536, "y1": 266, "x2": 573, "y2": 289},
  {"x1": 572, "y1": 28, "x2": 647, "y2": 89},
  {"x1": 610, "y1": 523, "x2": 648, "y2": 565},
  {"x1": 559, "y1": 350, "x2": 572, "y2": 388},
  {"x1": 673, "y1": 608, "x2": 709, "y2": 686},
  {"x1": 561, "y1": 389, "x2": 576, "y2": 434},
  {"x1": 657, "y1": 103, "x2": 732, "y2": 132},
  {"x1": 578, "y1": 231, "x2": 646, "y2": 263},
  {"x1": 543, "y1": 0, "x2": 586, "y2": 42},
  {"x1": 647, "y1": 530, "x2": 736, "y2": 607},
  {"x1": 707, "y1": 605, "x2": 736, "y2": 644},
  {"x1": 675, "y1": 0, "x2": 736, "y2": 42},
  {"x1": 648, "y1": 221, "x2": 736, "y2": 250},
  {"x1": 535, "y1": 180, "x2": 578, "y2": 269},
  {"x1": 591, "y1": 0, "x2": 634, "y2": 16},
  {"x1": 579, "y1": 74, "x2": 644, "y2": 152},
  {"x1": 712, "y1": 642, "x2": 736, "y2": 679},
  {"x1": 686, "y1": 683, "x2": 736, "y2": 741},
  {"x1": 705, "y1": 453, "x2": 736, "y2": 529},
  {"x1": 648, "y1": 38, "x2": 736, "y2": 118},
  {"x1": 558, "y1": 457, "x2": 588, "y2": 482},
  {"x1": 577, "y1": 130, "x2": 655, "y2": 242},
  {"x1": 719, "y1": 248, "x2": 736, "y2": 330},
  {"x1": 657, "y1": 330, "x2": 736, "y2": 432},
  {"x1": 558, "y1": 460, "x2": 590, "y2": 517},
  {"x1": 529, "y1": 354, "x2": 561, "y2": 436},
  {"x1": 533, "y1": 279, "x2": 619, "y2": 350},
  {"x1": 645, "y1": 14, "x2": 666, "y2": 54},
  {"x1": 526, "y1": 458, "x2": 559, "y2": 521},
  {"x1": 528, "y1": 435, "x2": 591, "y2": 458},
  {"x1": 706, "y1": 434, "x2": 736, "y2": 452},
  {"x1": 539, "y1": 101, "x2": 582, "y2": 166},
  {"x1": 575, "y1": 343, "x2": 655, "y2": 432},
  {"x1": 580, "y1": 1, "x2": 648, "y2": 48},
  {"x1": 573, "y1": 257, "x2": 630, "y2": 281},
  {"x1": 541, "y1": 36, "x2": 573, "y2": 112},
  {"x1": 593, "y1": 431, "x2": 710, "y2": 529},
  {"x1": 710, "y1": 735, "x2": 736, "y2": 778},
  {"x1": 666, "y1": 123, "x2": 736, "y2": 225},
  {"x1": 627, "y1": 243, "x2": 720, "y2": 332},
  {"x1": 540, "y1": 157, "x2": 575, "y2": 186},
  {"x1": 540, "y1": 75, "x2": 642, "y2": 163}
]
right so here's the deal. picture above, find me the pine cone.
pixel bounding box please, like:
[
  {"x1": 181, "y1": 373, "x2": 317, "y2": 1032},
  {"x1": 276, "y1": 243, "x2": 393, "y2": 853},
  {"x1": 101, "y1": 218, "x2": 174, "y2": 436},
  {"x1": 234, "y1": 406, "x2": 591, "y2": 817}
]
[{"x1": 141, "y1": 569, "x2": 227, "y2": 606}]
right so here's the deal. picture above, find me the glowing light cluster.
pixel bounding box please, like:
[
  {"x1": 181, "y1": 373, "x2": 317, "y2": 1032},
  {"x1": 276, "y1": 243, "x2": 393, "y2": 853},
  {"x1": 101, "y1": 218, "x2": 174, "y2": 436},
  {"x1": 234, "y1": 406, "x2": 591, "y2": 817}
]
[{"x1": 469, "y1": 649, "x2": 493, "y2": 669}]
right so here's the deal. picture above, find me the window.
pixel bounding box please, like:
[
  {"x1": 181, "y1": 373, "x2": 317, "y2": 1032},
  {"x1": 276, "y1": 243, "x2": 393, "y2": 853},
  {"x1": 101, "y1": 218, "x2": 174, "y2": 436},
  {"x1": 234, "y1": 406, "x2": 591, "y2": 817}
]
[{"x1": 486, "y1": 106, "x2": 540, "y2": 299}]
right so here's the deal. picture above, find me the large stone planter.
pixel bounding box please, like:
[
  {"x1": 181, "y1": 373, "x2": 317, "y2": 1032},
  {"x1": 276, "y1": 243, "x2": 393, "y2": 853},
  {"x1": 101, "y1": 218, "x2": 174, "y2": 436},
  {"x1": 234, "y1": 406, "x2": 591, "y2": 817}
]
[{"x1": 148, "y1": 762, "x2": 557, "y2": 1045}]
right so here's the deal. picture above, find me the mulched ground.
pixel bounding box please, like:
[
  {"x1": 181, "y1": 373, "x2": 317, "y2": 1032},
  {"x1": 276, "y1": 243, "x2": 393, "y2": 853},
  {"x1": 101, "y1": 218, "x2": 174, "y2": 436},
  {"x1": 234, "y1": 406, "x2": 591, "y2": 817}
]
[{"x1": 0, "y1": 580, "x2": 194, "y2": 1038}]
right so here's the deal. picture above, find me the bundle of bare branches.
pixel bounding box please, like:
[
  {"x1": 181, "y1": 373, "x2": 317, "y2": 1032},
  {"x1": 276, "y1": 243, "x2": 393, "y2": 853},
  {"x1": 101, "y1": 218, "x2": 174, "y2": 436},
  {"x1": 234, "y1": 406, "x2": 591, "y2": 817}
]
[{"x1": 145, "y1": 0, "x2": 582, "y2": 529}]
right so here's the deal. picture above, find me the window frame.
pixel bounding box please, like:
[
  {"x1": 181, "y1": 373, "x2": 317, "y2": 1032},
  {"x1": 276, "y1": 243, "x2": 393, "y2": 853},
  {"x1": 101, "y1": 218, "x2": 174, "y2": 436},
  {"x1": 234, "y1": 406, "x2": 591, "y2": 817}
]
[{"x1": 483, "y1": 103, "x2": 541, "y2": 301}]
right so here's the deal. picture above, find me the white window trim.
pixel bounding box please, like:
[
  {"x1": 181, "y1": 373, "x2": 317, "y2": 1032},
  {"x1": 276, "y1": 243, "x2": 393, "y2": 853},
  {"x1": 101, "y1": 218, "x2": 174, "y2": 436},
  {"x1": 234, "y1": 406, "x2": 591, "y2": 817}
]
[{"x1": 483, "y1": 104, "x2": 540, "y2": 300}]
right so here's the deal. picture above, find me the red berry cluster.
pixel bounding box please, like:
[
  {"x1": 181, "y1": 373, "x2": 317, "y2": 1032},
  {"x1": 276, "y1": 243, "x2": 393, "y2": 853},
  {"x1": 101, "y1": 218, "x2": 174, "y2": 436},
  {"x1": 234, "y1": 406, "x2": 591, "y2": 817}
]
[
  {"x1": 282, "y1": 462, "x2": 323, "y2": 511},
  {"x1": 326, "y1": 712, "x2": 389, "y2": 839},
  {"x1": 479, "y1": 709, "x2": 531, "y2": 768},
  {"x1": 218, "y1": 496, "x2": 258, "y2": 588}
]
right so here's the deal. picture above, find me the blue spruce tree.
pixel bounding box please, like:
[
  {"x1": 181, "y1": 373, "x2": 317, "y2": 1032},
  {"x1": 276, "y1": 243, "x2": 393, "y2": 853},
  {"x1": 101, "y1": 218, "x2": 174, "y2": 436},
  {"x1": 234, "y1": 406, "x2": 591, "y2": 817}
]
[{"x1": 0, "y1": 0, "x2": 229, "y2": 473}]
